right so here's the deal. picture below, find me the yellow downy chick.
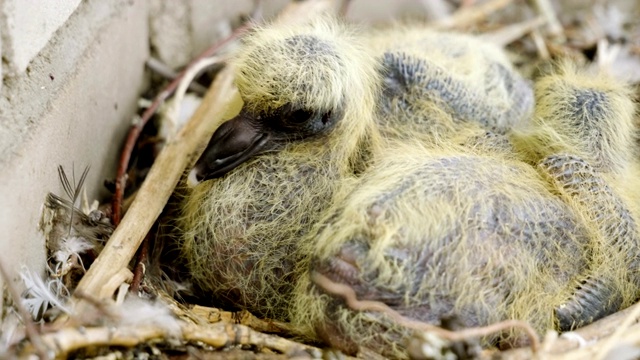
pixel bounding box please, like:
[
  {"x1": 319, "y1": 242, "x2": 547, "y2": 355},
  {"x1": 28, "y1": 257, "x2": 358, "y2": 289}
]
[
  {"x1": 177, "y1": 16, "x2": 531, "y2": 321},
  {"x1": 178, "y1": 18, "x2": 379, "y2": 318}
]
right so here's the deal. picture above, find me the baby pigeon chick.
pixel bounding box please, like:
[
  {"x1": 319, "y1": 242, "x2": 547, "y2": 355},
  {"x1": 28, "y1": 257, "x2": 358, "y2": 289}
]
[
  {"x1": 512, "y1": 63, "x2": 640, "y2": 331},
  {"x1": 292, "y1": 141, "x2": 591, "y2": 358},
  {"x1": 179, "y1": 16, "x2": 532, "y2": 320},
  {"x1": 179, "y1": 19, "x2": 380, "y2": 318}
]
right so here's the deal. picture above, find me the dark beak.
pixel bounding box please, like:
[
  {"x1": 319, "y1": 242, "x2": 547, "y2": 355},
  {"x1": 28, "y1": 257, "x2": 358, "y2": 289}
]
[{"x1": 188, "y1": 110, "x2": 270, "y2": 186}]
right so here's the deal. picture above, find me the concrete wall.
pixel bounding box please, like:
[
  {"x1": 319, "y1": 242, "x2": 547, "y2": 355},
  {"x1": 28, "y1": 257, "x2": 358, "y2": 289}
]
[
  {"x1": 0, "y1": 0, "x2": 150, "y2": 286},
  {"x1": 0, "y1": 0, "x2": 82, "y2": 78}
]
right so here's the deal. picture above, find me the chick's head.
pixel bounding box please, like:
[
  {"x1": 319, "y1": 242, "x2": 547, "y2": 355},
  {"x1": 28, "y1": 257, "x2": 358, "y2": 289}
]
[{"x1": 189, "y1": 18, "x2": 379, "y2": 185}]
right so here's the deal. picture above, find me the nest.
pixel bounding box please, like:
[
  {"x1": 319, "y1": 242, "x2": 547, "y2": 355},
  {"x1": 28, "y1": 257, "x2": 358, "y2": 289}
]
[{"x1": 3, "y1": 0, "x2": 640, "y2": 359}]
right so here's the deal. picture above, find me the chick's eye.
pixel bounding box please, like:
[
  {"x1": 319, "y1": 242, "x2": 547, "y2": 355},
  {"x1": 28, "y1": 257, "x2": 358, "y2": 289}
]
[
  {"x1": 321, "y1": 111, "x2": 332, "y2": 125},
  {"x1": 288, "y1": 109, "x2": 314, "y2": 124}
]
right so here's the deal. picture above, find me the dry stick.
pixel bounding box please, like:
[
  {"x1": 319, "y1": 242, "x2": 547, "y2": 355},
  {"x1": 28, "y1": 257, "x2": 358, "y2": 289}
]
[
  {"x1": 111, "y1": 24, "x2": 251, "y2": 226},
  {"x1": 74, "y1": 0, "x2": 338, "y2": 311},
  {"x1": 29, "y1": 321, "x2": 324, "y2": 358},
  {"x1": 531, "y1": 29, "x2": 551, "y2": 60},
  {"x1": 190, "y1": 306, "x2": 296, "y2": 335},
  {"x1": 481, "y1": 16, "x2": 546, "y2": 47},
  {"x1": 432, "y1": 0, "x2": 514, "y2": 30},
  {"x1": 311, "y1": 272, "x2": 541, "y2": 353},
  {"x1": 129, "y1": 232, "x2": 149, "y2": 294},
  {"x1": 417, "y1": 0, "x2": 451, "y2": 21},
  {"x1": 0, "y1": 259, "x2": 51, "y2": 359},
  {"x1": 146, "y1": 57, "x2": 208, "y2": 95},
  {"x1": 166, "y1": 56, "x2": 226, "y2": 142},
  {"x1": 182, "y1": 322, "x2": 320, "y2": 356},
  {"x1": 530, "y1": 0, "x2": 564, "y2": 40}
]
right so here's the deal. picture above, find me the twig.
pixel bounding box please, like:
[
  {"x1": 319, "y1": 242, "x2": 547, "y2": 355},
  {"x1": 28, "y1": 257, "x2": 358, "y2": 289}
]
[
  {"x1": 75, "y1": 61, "x2": 238, "y2": 317},
  {"x1": 251, "y1": 0, "x2": 264, "y2": 21},
  {"x1": 182, "y1": 322, "x2": 320, "y2": 356},
  {"x1": 165, "y1": 56, "x2": 226, "y2": 142},
  {"x1": 0, "y1": 258, "x2": 51, "y2": 359},
  {"x1": 190, "y1": 306, "x2": 297, "y2": 335},
  {"x1": 480, "y1": 16, "x2": 546, "y2": 47},
  {"x1": 129, "y1": 233, "x2": 149, "y2": 294},
  {"x1": 111, "y1": 23, "x2": 251, "y2": 226},
  {"x1": 146, "y1": 57, "x2": 208, "y2": 95},
  {"x1": 311, "y1": 272, "x2": 540, "y2": 352},
  {"x1": 531, "y1": 29, "x2": 551, "y2": 60},
  {"x1": 432, "y1": 0, "x2": 514, "y2": 30},
  {"x1": 530, "y1": 0, "x2": 565, "y2": 40},
  {"x1": 22, "y1": 321, "x2": 323, "y2": 358}
]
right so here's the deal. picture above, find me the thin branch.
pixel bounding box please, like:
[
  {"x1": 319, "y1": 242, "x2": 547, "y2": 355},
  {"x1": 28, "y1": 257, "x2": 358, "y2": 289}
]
[
  {"x1": 190, "y1": 306, "x2": 297, "y2": 335},
  {"x1": 164, "y1": 56, "x2": 226, "y2": 142},
  {"x1": 480, "y1": 16, "x2": 547, "y2": 47},
  {"x1": 23, "y1": 321, "x2": 324, "y2": 358},
  {"x1": 339, "y1": 0, "x2": 353, "y2": 17},
  {"x1": 531, "y1": 28, "x2": 551, "y2": 60},
  {"x1": 431, "y1": 0, "x2": 514, "y2": 30},
  {"x1": 146, "y1": 57, "x2": 208, "y2": 95},
  {"x1": 530, "y1": 0, "x2": 565, "y2": 40},
  {"x1": 311, "y1": 272, "x2": 540, "y2": 352},
  {"x1": 129, "y1": 233, "x2": 149, "y2": 294}
]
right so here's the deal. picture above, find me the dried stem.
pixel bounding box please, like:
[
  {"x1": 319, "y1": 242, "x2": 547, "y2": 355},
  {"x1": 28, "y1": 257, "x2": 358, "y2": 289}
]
[
  {"x1": 530, "y1": 0, "x2": 565, "y2": 40},
  {"x1": 21, "y1": 321, "x2": 323, "y2": 358},
  {"x1": 494, "y1": 303, "x2": 640, "y2": 359},
  {"x1": 432, "y1": 0, "x2": 514, "y2": 30},
  {"x1": 146, "y1": 57, "x2": 208, "y2": 95},
  {"x1": 73, "y1": 66, "x2": 238, "y2": 313},
  {"x1": 191, "y1": 306, "x2": 297, "y2": 335},
  {"x1": 165, "y1": 56, "x2": 226, "y2": 142},
  {"x1": 339, "y1": 0, "x2": 353, "y2": 17},
  {"x1": 481, "y1": 16, "x2": 546, "y2": 47},
  {"x1": 531, "y1": 29, "x2": 551, "y2": 60},
  {"x1": 311, "y1": 272, "x2": 540, "y2": 353},
  {"x1": 129, "y1": 233, "x2": 149, "y2": 294}
]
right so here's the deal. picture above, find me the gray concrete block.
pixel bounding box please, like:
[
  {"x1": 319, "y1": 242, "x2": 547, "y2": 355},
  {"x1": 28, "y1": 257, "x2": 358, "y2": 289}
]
[
  {"x1": 0, "y1": 0, "x2": 82, "y2": 75},
  {"x1": 0, "y1": 0, "x2": 149, "y2": 285},
  {"x1": 149, "y1": 0, "x2": 289, "y2": 70}
]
